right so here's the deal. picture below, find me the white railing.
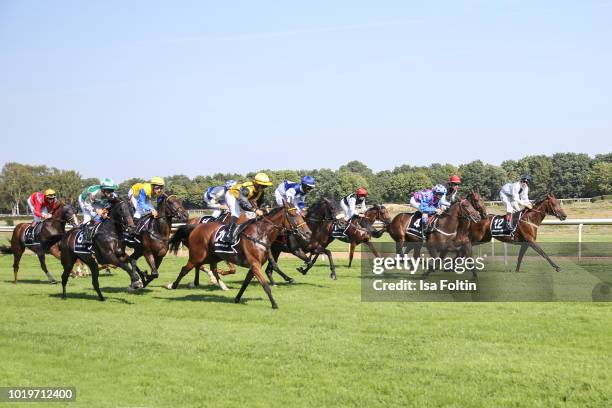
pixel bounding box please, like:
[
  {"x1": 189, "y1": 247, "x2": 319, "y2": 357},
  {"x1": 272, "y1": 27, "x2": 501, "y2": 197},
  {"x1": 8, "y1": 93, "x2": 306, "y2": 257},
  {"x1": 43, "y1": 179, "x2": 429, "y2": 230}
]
[{"x1": 484, "y1": 197, "x2": 593, "y2": 206}]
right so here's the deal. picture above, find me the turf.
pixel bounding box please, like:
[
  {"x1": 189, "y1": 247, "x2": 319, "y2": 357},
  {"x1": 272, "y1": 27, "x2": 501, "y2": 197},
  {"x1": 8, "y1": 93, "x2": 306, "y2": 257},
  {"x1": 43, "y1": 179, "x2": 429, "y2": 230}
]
[{"x1": 1, "y1": 253, "x2": 611, "y2": 407}]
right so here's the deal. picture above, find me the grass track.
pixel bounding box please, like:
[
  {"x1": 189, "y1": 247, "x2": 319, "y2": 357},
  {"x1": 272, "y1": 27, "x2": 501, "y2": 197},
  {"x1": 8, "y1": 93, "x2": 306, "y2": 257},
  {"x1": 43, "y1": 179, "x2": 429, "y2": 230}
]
[{"x1": 1, "y1": 255, "x2": 611, "y2": 407}]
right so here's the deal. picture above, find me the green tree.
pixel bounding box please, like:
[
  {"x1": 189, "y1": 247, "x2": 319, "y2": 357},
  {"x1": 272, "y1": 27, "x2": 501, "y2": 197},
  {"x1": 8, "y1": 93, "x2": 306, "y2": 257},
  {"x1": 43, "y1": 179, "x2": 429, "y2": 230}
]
[
  {"x1": 551, "y1": 153, "x2": 590, "y2": 198},
  {"x1": 585, "y1": 162, "x2": 612, "y2": 196}
]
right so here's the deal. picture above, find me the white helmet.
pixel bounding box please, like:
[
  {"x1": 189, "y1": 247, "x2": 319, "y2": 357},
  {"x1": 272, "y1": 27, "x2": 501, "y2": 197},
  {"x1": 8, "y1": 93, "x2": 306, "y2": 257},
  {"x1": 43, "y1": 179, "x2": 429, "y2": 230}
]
[{"x1": 433, "y1": 184, "x2": 447, "y2": 195}]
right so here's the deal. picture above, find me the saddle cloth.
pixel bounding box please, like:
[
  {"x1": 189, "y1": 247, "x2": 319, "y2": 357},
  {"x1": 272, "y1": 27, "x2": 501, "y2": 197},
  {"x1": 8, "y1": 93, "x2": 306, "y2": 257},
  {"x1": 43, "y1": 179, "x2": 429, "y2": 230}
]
[{"x1": 490, "y1": 212, "x2": 521, "y2": 236}]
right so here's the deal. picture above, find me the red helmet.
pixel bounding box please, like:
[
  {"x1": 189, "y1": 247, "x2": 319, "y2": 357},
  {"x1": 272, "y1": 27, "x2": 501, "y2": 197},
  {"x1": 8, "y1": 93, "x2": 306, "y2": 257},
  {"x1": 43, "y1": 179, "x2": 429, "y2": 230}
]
[
  {"x1": 449, "y1": 175, "x2": 461, "y2": 184},
  {"x1": 356, "y1": 187, "x2": 368, "y2": 197}
]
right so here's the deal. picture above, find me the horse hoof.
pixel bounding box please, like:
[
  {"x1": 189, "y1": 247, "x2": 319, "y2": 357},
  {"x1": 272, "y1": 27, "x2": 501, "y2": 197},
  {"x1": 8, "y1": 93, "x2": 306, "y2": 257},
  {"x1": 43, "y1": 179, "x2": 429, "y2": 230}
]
[
  {"x1": 165, "y1": 283, "x2": 174, "y2": 290},
  {"x1": 151, "y1": 272, "x2": 159, "y2": 279},
  {"x1": 234, "y1": 298, "x2": 240, "y2": 304},
  {"x1": 49, "y1": 280, "x2": 58, "y2": 285},
  {"x1": 188, "y1": 282, "x2": 196, "y2": 289},
  {"x1": 297, "y1": 267, "x2": 307, "y2": 275},
  {"x1": 330, "y1": 274, "x2": 337, "y2": 280},
  {"x1": 555, "y1": 267, "x2": 562, "y2": 273},
  {"x1": 271, "y1": 304, "x2": 279, "y2": 309},
  {"x1": 127, "y1": 286, "x2": 136, "y2": 294},
  {"x1": 288, "y1": 278, "x2": 296, "y2": 284},
  {"x1": 99, "y1": 297, "x2": 106, "y2": 302}
]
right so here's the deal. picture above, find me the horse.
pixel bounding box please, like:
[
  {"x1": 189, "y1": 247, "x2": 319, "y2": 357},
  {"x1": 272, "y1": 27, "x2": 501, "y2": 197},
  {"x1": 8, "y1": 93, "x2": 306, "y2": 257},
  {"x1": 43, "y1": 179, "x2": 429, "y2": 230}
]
[
  {"x1": 388, "y1": 191, "x2": 485, "y2": 258},
  {"x1": 462, "y1": 193, "x2": 567, "y2": 272},
  {"x1": 347, "y1": 204, "x2": 391, "y2": 267},
  {"x1": 423, "y1": 198, "x2": 482, "y2": 276},
  {"x1": 170, "y1": 210, "x2": 251, "y2": 288},
  {"x1": 126, "y1": 193, "x2": 187, "y2": 287},
  {"x1": 59, "y1": 199, "x2": 139, "y2": 301},
  {"x1": 166, "y1": 202, "x2": 311, "y2": 309},
  {"x1": 453, "y1": 190, "x2": 488, "y2": 257},
  {"x1": 292, "y1": 199, "x2": 387, "y2": 280},
  {"x1": 0, "y1": 202, "x2": 78, "y2": 284}
]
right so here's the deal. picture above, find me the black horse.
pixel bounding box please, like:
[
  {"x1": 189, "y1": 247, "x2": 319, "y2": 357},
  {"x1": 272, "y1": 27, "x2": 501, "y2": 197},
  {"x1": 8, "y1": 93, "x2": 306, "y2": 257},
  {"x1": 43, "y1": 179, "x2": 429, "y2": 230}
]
[{"x1": 59, "y1": 199, "x2": 139, "y2": 301}]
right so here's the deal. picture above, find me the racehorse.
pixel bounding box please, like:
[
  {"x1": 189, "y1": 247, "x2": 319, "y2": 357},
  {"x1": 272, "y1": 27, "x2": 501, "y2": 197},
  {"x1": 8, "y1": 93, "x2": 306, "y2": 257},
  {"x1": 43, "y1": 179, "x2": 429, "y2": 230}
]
[
  {"x1": 422, "y1": 198, "x2": 482, "y2": 276},
  {"x1": 166, "y1": 202, "x2": 311, "y2": 309},
  {"x1": 127, "y1": 193, "x2": 187, "y2": 287},
  {"x1": 0, "y1": 202, "x2": 78, "y2": 284},
  {"x1": 388, "y1": 191, "x2": 485, "y2": 258},
  {"x1": 170, "y1": 210, "x2": 250, "y2": 288},
  {"x1": 454, "y1": 190, "x2": 488, "y2": 256},
  {"x1": 59, "y1": 199, "x2": 138, "y2": 301},
  {"x1": 347, "y1": 204, "x2": 391, "y2": 267},
  {"x1": 461, "y1": 193, "x2": 567, "y2": 272}
]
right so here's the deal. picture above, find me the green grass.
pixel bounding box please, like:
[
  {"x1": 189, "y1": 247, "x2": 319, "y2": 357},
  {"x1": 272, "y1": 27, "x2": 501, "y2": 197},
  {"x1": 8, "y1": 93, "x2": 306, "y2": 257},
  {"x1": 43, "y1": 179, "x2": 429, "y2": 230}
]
[{"x1": 1, "y1": 253, "x2": 611, "y2": 407}]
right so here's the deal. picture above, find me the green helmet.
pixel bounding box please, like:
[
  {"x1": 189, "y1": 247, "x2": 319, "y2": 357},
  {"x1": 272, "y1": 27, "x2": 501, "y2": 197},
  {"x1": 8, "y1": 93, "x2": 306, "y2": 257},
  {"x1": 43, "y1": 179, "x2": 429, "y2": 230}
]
[{"x1": 100, "y1": 178, "x2": 118, "y2": 191}]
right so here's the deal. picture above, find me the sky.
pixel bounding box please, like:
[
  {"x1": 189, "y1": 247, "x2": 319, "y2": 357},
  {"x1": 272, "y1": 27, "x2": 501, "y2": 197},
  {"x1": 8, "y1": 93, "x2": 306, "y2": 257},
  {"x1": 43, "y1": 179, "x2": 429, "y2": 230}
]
[{"x1": 1, "y1": 0, "x2": 611, "y2": 182}]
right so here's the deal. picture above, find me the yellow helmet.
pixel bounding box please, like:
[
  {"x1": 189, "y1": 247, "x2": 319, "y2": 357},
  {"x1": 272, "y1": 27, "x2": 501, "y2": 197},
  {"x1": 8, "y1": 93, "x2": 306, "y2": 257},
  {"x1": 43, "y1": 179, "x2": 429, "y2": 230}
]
[
  {"x1": 150, "y1": 176, "x2": 165, "y2": 186},
  {"x1": 44, "y1": 189, "x2": 56, "y2": 197},
  {"x1": 253, "y1": 172, "x2": 272, "y2": 186}
]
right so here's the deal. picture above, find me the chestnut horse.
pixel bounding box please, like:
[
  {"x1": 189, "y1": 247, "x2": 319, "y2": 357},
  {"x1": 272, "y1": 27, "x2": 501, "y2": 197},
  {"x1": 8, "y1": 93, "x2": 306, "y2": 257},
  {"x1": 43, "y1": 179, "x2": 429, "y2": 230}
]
[
  {"x1": 0, "y1": 202, "x2": 78, "y2": 284},
  {"x1": 127, "y1": 193, "x2": 187, "y2": 287},
  {"x1": 166, "y1": 202, "x2": 311, "y2": 309},
  {"x1": 423, "y1": 198, "x2": 482, "y2": 276},
  {"x1": 461, "y1": 193, "x2": 567, "y2": 272},
  {"x1": 388, "y1": 192, "x2": 485, "y2": 259}
]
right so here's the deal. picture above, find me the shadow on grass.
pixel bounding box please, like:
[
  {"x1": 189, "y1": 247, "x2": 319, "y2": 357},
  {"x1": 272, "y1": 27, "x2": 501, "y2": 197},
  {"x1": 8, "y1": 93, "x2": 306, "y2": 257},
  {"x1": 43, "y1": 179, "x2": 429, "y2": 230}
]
[
  {"x1": 5, "y1": 279, "x2": 60, "y2": 285},
  {"x1": 153, "y1": 293, "x2": 248, "y2": 304},
  {"x1": 48, "y1": 292, "x2": 133, "y2": 304}
]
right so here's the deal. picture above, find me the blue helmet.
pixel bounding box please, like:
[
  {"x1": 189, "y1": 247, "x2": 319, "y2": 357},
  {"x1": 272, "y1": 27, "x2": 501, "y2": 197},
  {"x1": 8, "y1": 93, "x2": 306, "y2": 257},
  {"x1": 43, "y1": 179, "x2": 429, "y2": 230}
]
[
  {"x1": 224, "y1": 180, "x2": 237, "y2": 189},
  {"x1": 301, "y1": 175, "x2": 316, "y2": 189}
]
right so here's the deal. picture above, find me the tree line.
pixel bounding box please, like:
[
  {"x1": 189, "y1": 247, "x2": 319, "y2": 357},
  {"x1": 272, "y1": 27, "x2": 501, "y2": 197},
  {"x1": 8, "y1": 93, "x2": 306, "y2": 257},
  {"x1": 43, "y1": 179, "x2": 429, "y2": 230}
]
[{"x1": 1, "y1": 152, "x2": 611, "y2": 214}]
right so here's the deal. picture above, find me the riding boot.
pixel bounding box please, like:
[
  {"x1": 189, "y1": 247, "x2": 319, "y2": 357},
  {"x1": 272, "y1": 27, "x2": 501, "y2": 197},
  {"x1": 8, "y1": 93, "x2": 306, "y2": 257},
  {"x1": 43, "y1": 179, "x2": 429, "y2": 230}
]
[
  {"x1": 505, "y1": 214, "x2": 513, "y2": 230},
  {"x1": 223, "y1": 216, "x2": 239, "y2": 243}
]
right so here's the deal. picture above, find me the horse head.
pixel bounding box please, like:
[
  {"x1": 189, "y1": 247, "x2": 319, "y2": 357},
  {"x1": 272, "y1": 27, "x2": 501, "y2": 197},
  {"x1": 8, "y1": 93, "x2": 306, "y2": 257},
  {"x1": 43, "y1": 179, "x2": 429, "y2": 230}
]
[
  {"x1": 160, "y1": 193, "x2": 187, "y2": 221},
  {"x1": 51, "y1": 202, "x2": 79, "y2": 227},
  {"x1": 539, "y1": 193, "x2": 567, "y2": 221},
  {"x1": 281, "y1": 200, "x2": 312, "y2": 243},
  {"x1": 458, "y1": 198, "x2": 482, "y2": 222},
  {"x1": 467, "y1": 190, "x2": 487, "y2": 218},
  {"x1": 109, "y1": 200, "x2": 136, "y2": 232}
]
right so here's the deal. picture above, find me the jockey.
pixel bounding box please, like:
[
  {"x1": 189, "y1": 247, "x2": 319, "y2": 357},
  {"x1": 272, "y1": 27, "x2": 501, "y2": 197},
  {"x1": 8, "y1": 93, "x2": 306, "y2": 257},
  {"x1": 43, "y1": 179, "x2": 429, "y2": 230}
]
[
  {"x1": 340, "y1": 187, "x2": 368, "y2": 221},
  {"x1": 78, "y1": 178, "x2": 118, "y2": 223},
  {"x1": 128, "y1": 176, "x2": 165, "y2": 219},
  {"x1": 410, "y1": 184, "x2": 451, "y2": 235},
  {"x1": 499, "y1": 174, "x2": 533, "y2": 229},
  {"x1": 274, "y1": 175, "x2": 316, "y2": 213},
  {"x1": 446, "y1": 175, "x2": 461, "y2": 203},
  {"x1": 27, "y1": 189, "x2": 59, "y2": 223},
  {"x1": 223, "y1": 172, "x2": 273, "y2": 243},
  {"x1": 204, "y1": 180, "x2": 236, "y2": 218}
]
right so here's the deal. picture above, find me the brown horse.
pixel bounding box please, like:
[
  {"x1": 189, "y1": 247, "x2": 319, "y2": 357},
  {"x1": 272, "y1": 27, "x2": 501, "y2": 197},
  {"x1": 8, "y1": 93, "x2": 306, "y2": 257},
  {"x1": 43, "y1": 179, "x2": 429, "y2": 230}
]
[
  {"x1": 127, "y1": 193, "x2": 187, "y2": 287},
  {"x1": 423, "y1": 198, "x2": 482, "y2": 276},
  {"x1": 462, "y1": 193, "x2": 567, "y2": 272},
  {"x1": 166, "y1": 202, "x2": 311, "y2": 309},
  {"x1": 454, "y1": 190, "x2": 488, "y2": 256},
  {"x1": 347, "y1": 204, "x2": 391, "y2": 267},
  {"x1": 0, "y1": 203, "x2": 78, "y2": 283},
  {"x1": 170, "y1": 210, "x2": 251, "y2": 287},
  {"x1": 388, "y1": 192, "x2": 485, "y2": 258}
]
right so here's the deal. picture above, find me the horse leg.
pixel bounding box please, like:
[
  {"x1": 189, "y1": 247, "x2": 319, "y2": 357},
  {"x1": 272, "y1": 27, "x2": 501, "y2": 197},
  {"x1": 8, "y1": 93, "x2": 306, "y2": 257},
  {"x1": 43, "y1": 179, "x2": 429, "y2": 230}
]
[
  {"x1": 515, "y1": 243, "x2": 528, "y2": 273},
  {"x1": 528, "y1": 241, "x2": 561, "y2": 272},
  {"x1": 61, "y1": 253, "x2": 78, "y2": 299},
  {"x1": 140, "y1": 251, "x2": 158, "y2": 288},
  {"x1": 322, "y1": 247, "x2": 337, "y2": 280},
  {"x1": 167, "y1": 260, "x2": 196, "y2": 289},
  {"x1": 235, "y1": 269, "x2": 254, "y2": 303},
  {"x1": 209, "y1": 262, "x2": 228, "y2": 290},
  {"x1": 87, "y1": 260, "x2": 105, "y2": 301},
  {"x1": 12, "y1": 246, "x2": 24, "y2": 284},
  {"x1": 265, "y1": 255, "x2": 278, "y2": 286},
  {"x1": 396, "y1": 238, "x2": 405, "y2": 256},
  {"x1": 348, "y1": 241, "x2": 356, "y2": 267},
  {"x1": 297, "y1": 252, "x2": 319, "y2": 275},
  {"x1": 365, "y1": 240, "x2": 380, "y2": 257},
  {"x1": 252, "y1": 263, "x2": 278, "y2": 309},
  {"x1": 36, "y1": 251, "x2": 57, "y2": 284}
]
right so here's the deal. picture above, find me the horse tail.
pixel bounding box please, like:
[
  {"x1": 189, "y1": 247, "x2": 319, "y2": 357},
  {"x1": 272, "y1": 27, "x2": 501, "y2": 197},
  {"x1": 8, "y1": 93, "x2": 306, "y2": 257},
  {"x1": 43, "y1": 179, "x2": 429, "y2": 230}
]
[
  {"x1": 41, "y1": 233, "x2": 65, "y2": 252},
  {"x1": 169, "y1": 224, "x2": 197, "y2": 254},
  {"x1": 0, "y1": 245, "x2": 13, "y2": 254}
]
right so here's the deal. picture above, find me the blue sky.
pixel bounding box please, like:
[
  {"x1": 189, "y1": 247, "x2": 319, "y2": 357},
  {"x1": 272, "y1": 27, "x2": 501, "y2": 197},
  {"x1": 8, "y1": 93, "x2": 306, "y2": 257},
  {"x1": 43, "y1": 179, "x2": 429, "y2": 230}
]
[{"x1": 1, "y1": 1, "x2": 611, "y2": 182}]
